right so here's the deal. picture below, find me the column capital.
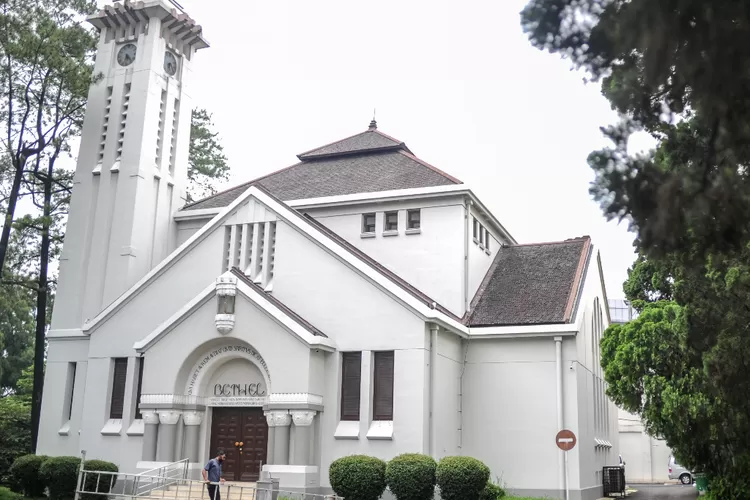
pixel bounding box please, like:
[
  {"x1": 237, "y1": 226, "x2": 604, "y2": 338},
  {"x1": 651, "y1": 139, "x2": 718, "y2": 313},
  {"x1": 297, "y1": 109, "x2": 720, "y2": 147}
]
[
  {"x1": 291, "y1": 410, "x2": 316, "y2": 427},
  {"x1": 183, "y1": 411, "x2": 204, "y2": 426},
  {"x1": 157, "y1": 409, "x2": 181, "y2": 425},
  {"x1": 265, "y1": 410, "x2": 291, "y2": 427},
  {"x1": 142, "y1": 410, "x2": 160, "y2": 425}
]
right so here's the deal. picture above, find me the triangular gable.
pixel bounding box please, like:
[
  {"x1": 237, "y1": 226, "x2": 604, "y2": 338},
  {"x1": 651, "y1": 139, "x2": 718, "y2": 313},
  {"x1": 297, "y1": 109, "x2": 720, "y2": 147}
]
[
  {"x1": 84, "y1": 183, "x2": 468, "y2": 336},
  {"x1": 133, "y1": 272, "x2": 335, "y2": 353}
]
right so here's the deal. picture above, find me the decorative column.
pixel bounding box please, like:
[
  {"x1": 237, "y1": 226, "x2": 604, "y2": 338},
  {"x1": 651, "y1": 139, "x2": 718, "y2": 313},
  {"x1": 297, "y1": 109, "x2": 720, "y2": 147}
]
[
  {"x1": 183, "y1": 411, "x2": 204, "y2": 463},
  {"x1": 265, "y1": 412, "x2": 277, "y2": 465},
  {"x1": 141, "y1": 411, "x2": 160, "y2": 461},
  {"x1": 157, "y1": 410, "x2": 181, "y2": 462},
  {"x1": 270, "y1": 411, "x2": 291, "y2": 465},
  {"x1": 291, "y1": 410, "x2": 316, "y2": 465}
]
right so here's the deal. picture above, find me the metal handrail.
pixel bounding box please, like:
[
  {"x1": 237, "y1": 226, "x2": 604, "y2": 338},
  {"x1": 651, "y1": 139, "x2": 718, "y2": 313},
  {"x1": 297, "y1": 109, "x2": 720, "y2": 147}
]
[
  {"x1": 75, "y1": 468, "x2": 344, "y2": 500},
  {"x1": 138, "y1": 458, "x2": 189, "y2": 478},
  {"x1": 133, "y1": 459, "x2": 189, "y2": 497}
]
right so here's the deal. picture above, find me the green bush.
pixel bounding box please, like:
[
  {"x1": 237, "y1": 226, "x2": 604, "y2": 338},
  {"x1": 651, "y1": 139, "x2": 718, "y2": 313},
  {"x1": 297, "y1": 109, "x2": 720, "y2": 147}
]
[
  {"x1": 0, "y1": 486, "x2": 23, "y2": 500},
  {"x1": 386, "y1": 453, "x2": 437, "y2": 500},
  {"x1": 478, "y1": 482, "x2": 505, "y2": 500},
  {"x1": 329, "y1": 455, "x2": 387, "y2": 500},
  {"x1": 39, "y1": 456, "x2": 81, "y2": 500},
  {"x1": 9, "y1": 454, "x2": 48, "y2": 496},
  {"x1": 81, "y1": 460, "x2": 119, "y2": 500},
  {"x1": 436, "y1": 457, "x2": 490, "y2": 500}
]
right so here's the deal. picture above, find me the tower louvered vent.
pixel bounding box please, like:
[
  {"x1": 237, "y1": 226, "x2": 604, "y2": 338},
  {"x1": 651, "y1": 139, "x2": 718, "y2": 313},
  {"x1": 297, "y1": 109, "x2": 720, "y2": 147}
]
[{"x1": 116, "y1": 83, "x2": 131, "y2": 161}]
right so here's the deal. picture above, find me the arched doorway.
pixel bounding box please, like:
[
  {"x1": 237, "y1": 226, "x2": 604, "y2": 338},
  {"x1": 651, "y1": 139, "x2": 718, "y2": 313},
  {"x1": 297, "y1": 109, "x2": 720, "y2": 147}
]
[{"x1": 183, "y1": 344, "x2": 271, "y2": 482}]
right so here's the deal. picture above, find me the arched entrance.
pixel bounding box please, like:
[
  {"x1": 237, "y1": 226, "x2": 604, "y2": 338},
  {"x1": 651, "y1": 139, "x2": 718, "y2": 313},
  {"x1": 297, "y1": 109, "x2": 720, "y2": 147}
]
[{"x1": 184, "y1": 344, "x2": 271, "y2": 482}]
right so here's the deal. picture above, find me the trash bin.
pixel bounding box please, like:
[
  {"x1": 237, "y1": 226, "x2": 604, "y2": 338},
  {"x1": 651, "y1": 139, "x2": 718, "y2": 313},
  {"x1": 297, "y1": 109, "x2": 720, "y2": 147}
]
[
  {"x1": 603, "y1": 466, "x2": 626, "y2": 497},
  {"x1": 695, "y1": 474, "x2": 709, "y2": 493}
]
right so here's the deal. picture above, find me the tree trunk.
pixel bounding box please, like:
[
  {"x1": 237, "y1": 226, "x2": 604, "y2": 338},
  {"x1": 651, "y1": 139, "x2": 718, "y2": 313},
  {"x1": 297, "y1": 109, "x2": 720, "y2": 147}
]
[
  {"x1": 0, "y1": 158, "x2": 25, "y2": 276},
  {"x1": 30, "y1": 160, "x2": 52, "y2": 452}
]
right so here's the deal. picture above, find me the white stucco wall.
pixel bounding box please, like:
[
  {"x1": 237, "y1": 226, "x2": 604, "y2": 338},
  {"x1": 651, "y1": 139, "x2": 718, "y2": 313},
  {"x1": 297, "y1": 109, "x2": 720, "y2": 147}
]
[
  {"x1": 307, "y1": 197, "x2": 466, "y2": 316},
  {"x1": 619, "y1": 409, "x2": 672, "y2": 483},
  {"x1": 467, "y1": 205, "x2": 502, "y2": 301},
  {"x1": 461, "y1": 337, "x2": 579, "y2": 493}
]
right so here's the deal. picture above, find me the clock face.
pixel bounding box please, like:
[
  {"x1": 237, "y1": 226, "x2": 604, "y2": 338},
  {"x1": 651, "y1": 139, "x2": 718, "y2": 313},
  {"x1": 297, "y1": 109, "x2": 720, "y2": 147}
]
[
  {"x1": 117, "y1": 43, "x2": 137, "y2": 67},
  {"x1": 164, "y1": 51, "x2": 178, "y2": 76}
]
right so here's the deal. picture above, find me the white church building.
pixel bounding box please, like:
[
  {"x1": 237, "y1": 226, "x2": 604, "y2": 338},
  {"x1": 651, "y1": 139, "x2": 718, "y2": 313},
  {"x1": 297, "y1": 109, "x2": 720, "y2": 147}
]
[{"x1": 37, "y1": 1, "x2": 619, "y2": 499}]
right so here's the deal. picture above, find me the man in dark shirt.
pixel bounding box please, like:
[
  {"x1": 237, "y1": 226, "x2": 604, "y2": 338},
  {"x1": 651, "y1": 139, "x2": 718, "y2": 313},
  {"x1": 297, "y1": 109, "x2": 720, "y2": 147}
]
[{"x1": 202, "y1": 449, "x2": 226, "y2": 500}]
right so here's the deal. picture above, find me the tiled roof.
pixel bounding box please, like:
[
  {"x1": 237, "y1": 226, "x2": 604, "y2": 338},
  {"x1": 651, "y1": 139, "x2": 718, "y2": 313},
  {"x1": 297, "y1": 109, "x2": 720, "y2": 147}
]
[
  {"x1": 230, "y1": 268, "x2": 328, "y2": 337},
  {"x1": 297, "y1": 128, "x2": 409, "y2": 160},
  {"x1": 181, "y1": 124, "x2": 461, "y2": 211},
  {"x1": 466, "y1": 237, "x2": 592, "y2": 327}
]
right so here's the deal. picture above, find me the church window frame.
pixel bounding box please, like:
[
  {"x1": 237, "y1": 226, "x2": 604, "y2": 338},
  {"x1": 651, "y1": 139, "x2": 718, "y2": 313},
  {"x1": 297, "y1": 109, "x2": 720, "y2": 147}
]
[
  {"x1": 372, "y1": 351, "x2": 395, "y2": 421},
  {"x1": 340, "y1": 352, "x2": 362, "y2": 421},
  {"x1": 109, "y1": 358, "x2": 128, "y2": 420},
  {"x1": 362, "y1": 213, "x2": 376, "y2": 235}
]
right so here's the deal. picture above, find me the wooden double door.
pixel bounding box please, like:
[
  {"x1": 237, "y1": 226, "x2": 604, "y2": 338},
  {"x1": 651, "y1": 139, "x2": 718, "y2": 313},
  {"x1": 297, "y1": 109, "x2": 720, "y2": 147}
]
[{"x1": 209, "y1": 407, "x2": 268, "y2": 481}]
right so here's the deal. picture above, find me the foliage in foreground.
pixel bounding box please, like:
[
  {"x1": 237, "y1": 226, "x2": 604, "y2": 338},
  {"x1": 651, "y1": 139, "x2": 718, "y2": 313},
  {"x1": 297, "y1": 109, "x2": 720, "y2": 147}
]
[
  {"x1": 436, "y1": 456, "x2": 490, "y2": 500},
  {"x1": 329, "y1": 455, "x2": 387, "y2": 500},
  {"x1": 521, "y1": 0, "x2": 750, "y2": 495},
  {"x1": 385, "y1": 453, "x2": 437, "y2": 500}
]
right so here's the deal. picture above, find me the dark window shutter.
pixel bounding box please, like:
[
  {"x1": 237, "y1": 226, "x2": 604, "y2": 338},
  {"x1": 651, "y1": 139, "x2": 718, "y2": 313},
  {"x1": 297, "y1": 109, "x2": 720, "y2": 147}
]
[
  {"x1": 67, "y1": 363, "x2": 77, "y2": 421},
  {"x1": 134, "y1": 358, "x2": 144, "y2": 420},
  {"x1": 109, "y1": 358, "x2": 128, "y2": 419},
  {"x1": 340, "y1": 352, "x2": 361, "y2": 421},
  {"x1": 373, "y1": 351, "x2": 394, "y2": 421}
]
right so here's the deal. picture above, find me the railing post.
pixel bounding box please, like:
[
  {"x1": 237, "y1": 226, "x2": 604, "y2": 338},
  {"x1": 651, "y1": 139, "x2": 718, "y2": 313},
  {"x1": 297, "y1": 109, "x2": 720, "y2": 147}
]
[{"x1": 74, "y1": 450, "x2": 87, "y2": 500}]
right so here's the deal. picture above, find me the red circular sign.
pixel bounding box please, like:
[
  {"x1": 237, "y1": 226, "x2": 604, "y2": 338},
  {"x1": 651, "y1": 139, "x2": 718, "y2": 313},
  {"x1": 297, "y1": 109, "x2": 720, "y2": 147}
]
[{"x1": 556, "y1": 429, "x2": 577, "y2": 451}]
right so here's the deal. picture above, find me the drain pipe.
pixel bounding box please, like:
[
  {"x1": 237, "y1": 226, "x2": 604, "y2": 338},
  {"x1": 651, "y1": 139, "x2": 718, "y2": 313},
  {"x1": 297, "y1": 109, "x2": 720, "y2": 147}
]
[
  {"x1": 555, "y1": 336, "x2": 565, "y2": 496},
  {"x1": 429, "y1": 324, "x2": 439, "y2": 457}
]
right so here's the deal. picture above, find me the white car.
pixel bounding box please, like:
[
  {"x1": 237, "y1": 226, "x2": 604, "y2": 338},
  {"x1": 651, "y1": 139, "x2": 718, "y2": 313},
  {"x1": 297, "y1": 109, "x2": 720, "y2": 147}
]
[{"x1": 668, "y1": 455, "x2": 693, "y2": 484}]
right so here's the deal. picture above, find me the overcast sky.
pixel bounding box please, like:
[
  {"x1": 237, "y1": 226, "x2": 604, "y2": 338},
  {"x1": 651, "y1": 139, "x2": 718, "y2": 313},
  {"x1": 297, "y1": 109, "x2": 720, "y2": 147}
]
[{"x1": 127, "y1": 0, "x2": 641, "y2": 297}]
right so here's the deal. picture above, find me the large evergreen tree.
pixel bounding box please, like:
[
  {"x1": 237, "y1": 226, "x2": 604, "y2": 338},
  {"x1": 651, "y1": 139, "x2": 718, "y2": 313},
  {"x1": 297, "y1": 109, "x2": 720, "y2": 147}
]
[{"x1": 521, "y1": 1, "x2": 750, "y2": 493}]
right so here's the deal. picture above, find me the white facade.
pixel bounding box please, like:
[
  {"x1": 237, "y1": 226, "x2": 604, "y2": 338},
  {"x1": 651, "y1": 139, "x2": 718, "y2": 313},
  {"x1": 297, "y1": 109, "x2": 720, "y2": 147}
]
[{"x1": 38, "y1": 3, "x2": 620, "y2": 500}]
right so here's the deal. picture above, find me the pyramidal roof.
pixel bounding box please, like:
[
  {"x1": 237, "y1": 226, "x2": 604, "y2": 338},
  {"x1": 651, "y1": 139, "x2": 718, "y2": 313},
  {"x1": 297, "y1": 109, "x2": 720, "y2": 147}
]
[{"x1": 181, "y1": 121, "x2": 461, "y2": 211}]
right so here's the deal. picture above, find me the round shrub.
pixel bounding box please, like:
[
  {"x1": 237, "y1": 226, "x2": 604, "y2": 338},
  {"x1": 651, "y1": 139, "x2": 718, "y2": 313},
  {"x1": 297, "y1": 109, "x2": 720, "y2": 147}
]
[
  {"x1": 82, "y1": 460, "x2": 119, "y2": 500},
  {"x1": 436, "y1": 457, "x2": 490, "y2": 500},
  {"x1": 9, "y1": 454, "x2": 48, "y2": 496},
  {"x1": 478, "y1": 482, "x2": 505, "y2": 500},
  {"x1": 40, "y1": 456, "x2": 81, "y2": 500},
  {"x1": 386, "y1": 453, "x2": 437, "y2": 500},
  {"x1": 329, "y1": 455, "x2": 387, "y2": 500},
  {"x1": 0, "y1": 486, "x2": 23, "y2": 500}
]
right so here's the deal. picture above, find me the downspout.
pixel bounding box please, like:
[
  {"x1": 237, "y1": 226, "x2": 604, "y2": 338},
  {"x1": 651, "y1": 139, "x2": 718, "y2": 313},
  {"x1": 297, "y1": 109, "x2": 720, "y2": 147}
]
[
  {"x1": 555, "y1": 336, "x2": 565, "y2": 493},
  {"x1": 429, "y1": 324, "x2": 439, "y2": 457},
  {"x1": 464, "y1": 198, "x2": 471, "y2": 313}
]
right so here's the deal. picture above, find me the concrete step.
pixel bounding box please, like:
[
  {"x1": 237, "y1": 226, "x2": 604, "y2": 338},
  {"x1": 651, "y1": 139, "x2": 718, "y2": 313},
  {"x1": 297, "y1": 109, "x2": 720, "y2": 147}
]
[{"x1": 147, "y1": 483, "x2": 258, "y2": 500}]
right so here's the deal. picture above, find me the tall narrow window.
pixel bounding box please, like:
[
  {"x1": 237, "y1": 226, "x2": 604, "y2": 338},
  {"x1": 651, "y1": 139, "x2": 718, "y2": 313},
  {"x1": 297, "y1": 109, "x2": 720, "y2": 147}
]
[
  {"x1": 109, "y1": 358, "x2": 128, "y2": 419},
  {"x1": 66, "y1": 362, "x2": 77, "y2": 421},
  {"x1": 134, "y1": 358, "x2": 144, "y2": 420},
  {"x1": 362, "y1": 213, "x2": 376, "y2": 234},
  {"x1": 373, "y1": 351, "x2": 395, "y2": 421},
  {"x1": 340, "y1": 352, "x2": 361, "y2": 421},
  {"x1": 473, "y1": 218, "x2": 479, "y2": 241},
  {"x1": 407, "y1": 209, "x2": 421, "y2": 230},
  {"x1": 384, "y1": 211, "x2": 398, "y2": 232}
]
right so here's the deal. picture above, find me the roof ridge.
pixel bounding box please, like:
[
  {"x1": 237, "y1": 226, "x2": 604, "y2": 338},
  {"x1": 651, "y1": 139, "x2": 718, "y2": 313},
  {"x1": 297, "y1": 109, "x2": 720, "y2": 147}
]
[
  {"x1": 510, "y1": 236, "x2": 591, "y2": 248},
  {"x1": 397, "y1": 149, "x2": 463, "y2": 185}
]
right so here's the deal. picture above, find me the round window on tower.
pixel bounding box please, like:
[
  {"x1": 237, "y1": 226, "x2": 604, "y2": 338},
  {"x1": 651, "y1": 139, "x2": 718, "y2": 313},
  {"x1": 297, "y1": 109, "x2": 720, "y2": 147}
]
[
  {"x1": 164, "y1": 51, "x2": 178, "y2": 76},
  {"x1": 116, "y1": 43, "x2": 137, "y2": 67}
]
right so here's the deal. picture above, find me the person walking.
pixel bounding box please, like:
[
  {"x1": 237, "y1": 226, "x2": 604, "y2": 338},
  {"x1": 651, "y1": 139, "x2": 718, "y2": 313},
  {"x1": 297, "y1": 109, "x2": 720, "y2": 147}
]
[{"x1": 202, "y1": 449, "x2": 227, "y2": 500}]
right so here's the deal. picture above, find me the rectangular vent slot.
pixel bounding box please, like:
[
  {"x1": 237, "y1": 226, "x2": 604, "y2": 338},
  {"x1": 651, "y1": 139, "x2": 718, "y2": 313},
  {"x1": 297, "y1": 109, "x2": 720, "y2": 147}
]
[
  {"x1": 168, "y1": 98, "x2": 179, "y2": 174},
  {"x1": 116, "y1": 83, "x2": 131, "y2": 160},
  {"x1": 98, "y1": 86, "x2": 113, "y2": 163},
  {"x1": 155, "y1": 89, "x2": 167, "y2": 166}
]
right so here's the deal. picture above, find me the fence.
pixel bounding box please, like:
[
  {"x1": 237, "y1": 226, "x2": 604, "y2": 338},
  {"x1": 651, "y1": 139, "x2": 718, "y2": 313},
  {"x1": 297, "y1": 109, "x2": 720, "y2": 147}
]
[{"x1": 73, "y1": 453, "x2": 342, "y2": 500}]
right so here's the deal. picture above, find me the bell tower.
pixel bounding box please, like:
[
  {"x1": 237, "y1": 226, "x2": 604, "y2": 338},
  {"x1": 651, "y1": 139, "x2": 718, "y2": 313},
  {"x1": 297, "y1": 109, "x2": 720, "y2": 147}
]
[{"x1": 51, "y1": 0, "x2": 209, "y2": 334}]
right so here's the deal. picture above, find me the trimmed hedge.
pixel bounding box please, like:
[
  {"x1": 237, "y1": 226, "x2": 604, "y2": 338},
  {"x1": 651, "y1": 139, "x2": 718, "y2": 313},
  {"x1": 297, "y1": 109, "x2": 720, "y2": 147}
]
[
  {"x1": 329, "y1": 455, "x2": 387, "y2": 500},
  {"x1": 9, "y1": 454, "x2": 48, "y2": 496},
  {"x1": 478, "y1": 482, "x2": 505, "y2": 500},
  {"x1": 436, "y1": 457, "x2": 490, "y2": 500},
  {"x1": 386, "y1": 454, "x2": 437, "y2": 500},
  {"x1": 81, "y1": 460, "x2": 119, "y2": 500},
  {"x1": 39, "y1": 456, "x2": 81, "y2": 500}
]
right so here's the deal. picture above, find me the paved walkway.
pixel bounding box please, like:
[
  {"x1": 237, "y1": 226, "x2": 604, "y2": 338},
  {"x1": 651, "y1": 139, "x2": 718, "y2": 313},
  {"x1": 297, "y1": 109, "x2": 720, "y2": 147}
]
[{"x1": 624, "y1": 483, "x2": 699, "y2": 499}]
